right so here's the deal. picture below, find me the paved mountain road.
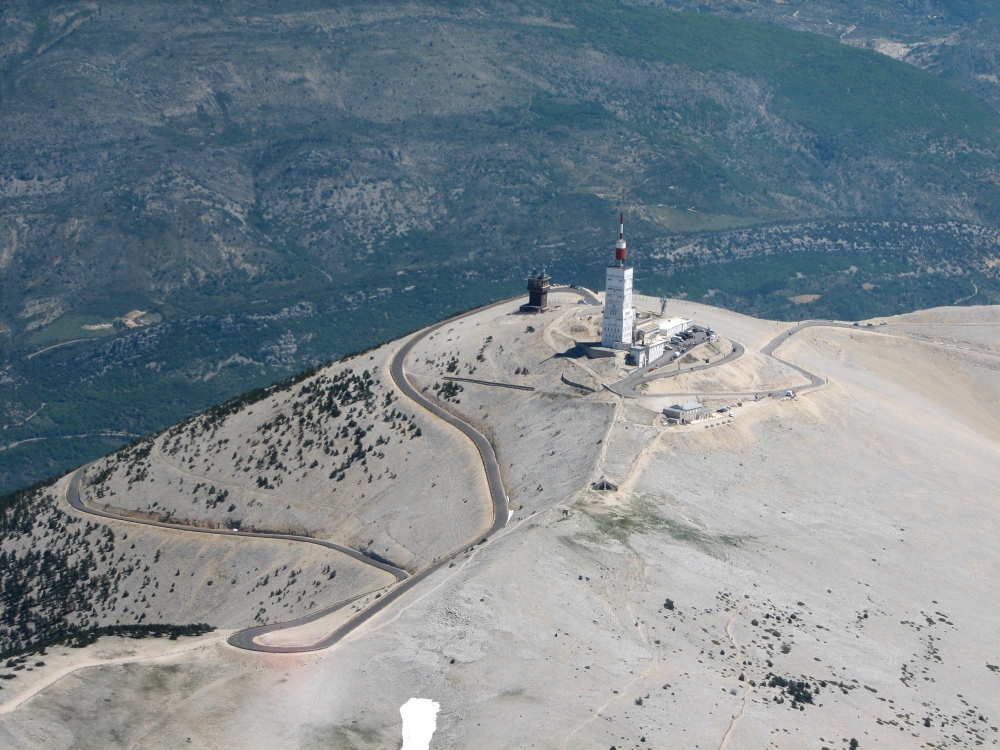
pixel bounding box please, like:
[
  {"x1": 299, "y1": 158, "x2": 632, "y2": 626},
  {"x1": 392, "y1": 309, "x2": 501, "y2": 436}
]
[
  {"x1": 62, "y1": 288, "x2": 597, "y2": 653},
  {"x1": 60, "y1": 303, "x2": 861, "y2": 652},
  {"x1": 65, "y1": 470, "x2": 408, "y2": 582},
  {"x1": 616, "y1": 320, "x2": 860, "y2": 401},
  {"x1": 610, "y1": 340, "x2": 746, "y2": 398}
]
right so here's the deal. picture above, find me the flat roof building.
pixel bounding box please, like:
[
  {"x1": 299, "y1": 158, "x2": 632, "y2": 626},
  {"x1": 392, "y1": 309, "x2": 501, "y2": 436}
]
[
  {"x1": 657, "y1": 317, "x2": 691, "y2": 338},
  {"x1": 627, "y1": 337, "x2": 668, "y2": 368},
  {"x1": 634, "y1": 318, "x2": 691, "y2": 347},
  {"x1": 663, "y1": 402, "x2": 708, "y2": 423}
]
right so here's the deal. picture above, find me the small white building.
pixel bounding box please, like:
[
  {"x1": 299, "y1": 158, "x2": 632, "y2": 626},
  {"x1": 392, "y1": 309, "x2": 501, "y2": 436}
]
[
  {"x1": 657, "y1": 317, "x2": 691, "y2": 338},
  {"x1": 627, "y1": 315, "x2": 693, "y2": 367},
  {"x1": 628, "y1": 338, "x2": 667, "y2": 368},
  {"x1": 634, "y1": 317, "x2": 691, "y2": 345}
]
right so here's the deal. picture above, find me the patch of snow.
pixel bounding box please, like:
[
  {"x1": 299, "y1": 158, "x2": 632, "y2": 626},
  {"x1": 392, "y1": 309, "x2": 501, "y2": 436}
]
[{"x1": 400, "y1": 698, "x2": 440, "y2": 750}]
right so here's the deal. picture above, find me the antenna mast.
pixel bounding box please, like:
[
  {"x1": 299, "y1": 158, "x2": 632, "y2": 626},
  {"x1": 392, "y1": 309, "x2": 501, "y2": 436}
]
[{"x1": 615, "y1": 213, "x2": 627, "y2": 264}]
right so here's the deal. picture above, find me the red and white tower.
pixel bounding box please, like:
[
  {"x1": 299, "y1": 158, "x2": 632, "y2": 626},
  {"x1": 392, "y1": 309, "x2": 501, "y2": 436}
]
[
  {"x1": 602, "y1": 213, "x2": 634, "y2": 348},
  {"x1": 615, "y1": 213, "x2": 628, "y2": 264}
]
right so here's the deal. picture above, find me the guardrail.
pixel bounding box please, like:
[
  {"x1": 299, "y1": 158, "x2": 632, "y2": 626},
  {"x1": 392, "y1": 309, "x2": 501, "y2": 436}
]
[
  {"x1": 442, "y1": 376, "x2": 535, "y2": 392},
  {"x1": 560, "y1": 373, "x2": 597, "y2": 393}
]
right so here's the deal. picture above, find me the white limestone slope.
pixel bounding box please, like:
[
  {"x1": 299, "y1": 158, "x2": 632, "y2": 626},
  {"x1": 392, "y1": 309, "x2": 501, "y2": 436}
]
[
  {"x1": 2, "y1": 301, "x2": 999, "y2": 749},
  {"x1": 78, "y1": 339, "x2": 491, "y2": 572}
]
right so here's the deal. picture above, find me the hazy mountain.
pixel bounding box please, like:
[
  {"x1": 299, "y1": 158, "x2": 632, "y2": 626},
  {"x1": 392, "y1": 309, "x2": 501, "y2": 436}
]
[
  {"x1": 3, "y1": 0, "x2": 1000, "y2": 493},
  {"x1": 643, "y1": 0, "x2": 1000, "y2": 112}
]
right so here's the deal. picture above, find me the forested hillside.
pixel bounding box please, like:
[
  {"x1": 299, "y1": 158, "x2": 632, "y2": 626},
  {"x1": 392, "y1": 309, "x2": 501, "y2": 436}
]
[
  {"x1": 2, "y1": 0, "x2": 1000, "y2": 493},
  {"x1": 643, "y1": 0, "x2": 1000, "y2": 113}
]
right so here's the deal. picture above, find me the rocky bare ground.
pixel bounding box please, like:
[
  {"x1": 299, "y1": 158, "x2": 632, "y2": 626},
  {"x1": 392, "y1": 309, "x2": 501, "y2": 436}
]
[{"x1": 0, "y1": 298, "x2": 997, "y2": 748}]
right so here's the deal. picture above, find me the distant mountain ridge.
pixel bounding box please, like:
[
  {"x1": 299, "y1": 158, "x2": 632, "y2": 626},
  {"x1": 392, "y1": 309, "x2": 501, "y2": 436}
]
[
  {"x1": 637, "y1": 0, "x2": 1000, "y2": 114},
  {"x1": 2, "y1": 0, "x2": 1000, "y2": 493}
]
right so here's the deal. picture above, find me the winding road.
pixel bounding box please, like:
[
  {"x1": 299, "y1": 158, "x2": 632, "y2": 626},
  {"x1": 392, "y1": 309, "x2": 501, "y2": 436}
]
[
  {"x1": 61, "y1": 294, "x2": 844, "y2": 652},
  {"x1": 62, "y1": 287, "x2": 598, "y2": 653},
  {"x1": 65, "y1": 471, "x2": 408, "y2": 583},
  {"x1": 612, "y1": 320, "x2": 859, "y2": 401},
  {"x1": 610, "y1": 339, "x2": 746, "y2": 398}
]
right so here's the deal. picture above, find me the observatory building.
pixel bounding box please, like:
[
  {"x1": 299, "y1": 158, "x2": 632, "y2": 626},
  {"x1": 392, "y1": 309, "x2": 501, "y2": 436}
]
[
  {"x1": 601, "y1": 214, "x2": 634, "y2": 348},
  {"x1": 519, "y1": 271, "x2": 551, "y2": 313}
]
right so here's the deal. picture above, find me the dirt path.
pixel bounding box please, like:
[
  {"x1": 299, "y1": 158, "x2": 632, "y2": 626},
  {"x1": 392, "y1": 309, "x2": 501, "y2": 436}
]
[
  {"x1": 0, "y1": 637, "x2": 216, "y2": 716},
  {"x1": 718, "y1": 562, "x2": 750, "y2": 750},
  {"x1": 24, "y1": 339, "x2": 90, "y2": 360},
  {"x1": 544, "y1": 325, "x2": 606, "y2": 386}
]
